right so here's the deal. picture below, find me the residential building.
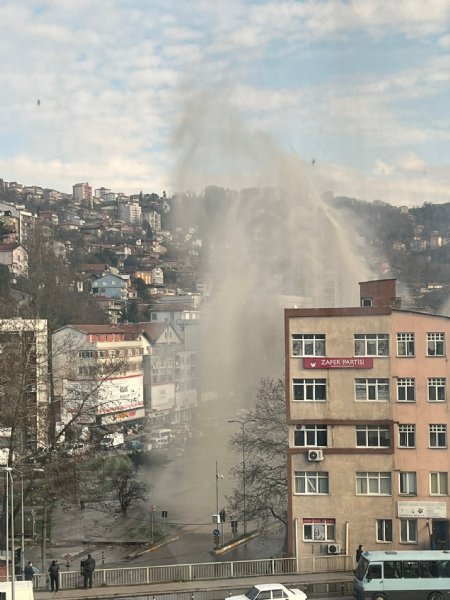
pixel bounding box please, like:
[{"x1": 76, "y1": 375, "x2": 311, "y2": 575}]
[
  {"x1": 0, "y1": 319, "x2": 48, "y2": 449},
  {"x1": 122, "y1": 322, "x2": 183, "y2": 427},
  {"x1": 52, "y1": 324, "x2": 146, "y2": 430},
  {"x1": 152, "y1": 267, "x2": 164, "y2": 286},
  {"x1": 91, "y1": 273, "x2": 130, "y2": 300},
  {"x1": 148, "y1": 301, "x2": 200, "y2": 338},
  {"x1": 285, "y1": 278, "x2": 450, "y2": 558},
  {"x1": 73, "y1": 182, "x2": 93, "y2": 208},
  {"x1": 143, "y1": 210, "x2": 161, "y2": 233},
  {"x1": 0, "y1": 243, "x2": 28, "y2": 277},
  {"x1": 118, "y1": 201, "x2": 141, "y2": 225}
]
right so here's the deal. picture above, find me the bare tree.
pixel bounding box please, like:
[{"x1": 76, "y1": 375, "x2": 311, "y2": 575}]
[
  {"x1": 228, "y1": 377, "x2": 288, "y2": 530},
  {"x1": 105, "y1": 456, "x2": 149, "y2": 514}
]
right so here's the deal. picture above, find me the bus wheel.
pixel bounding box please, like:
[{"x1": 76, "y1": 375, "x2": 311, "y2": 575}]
[
  {"x1": 428, "y1": 593, "x2": 443, "y2": 600},
  {"x1": 372, "y1": 594, "x2": 386, "y2": 600}
]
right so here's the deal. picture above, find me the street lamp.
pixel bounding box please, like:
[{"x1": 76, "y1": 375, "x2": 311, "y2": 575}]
[
  {"x1": 2, "y1": 467, "x2": 15, "y2": 600},
  {"x1": 228, "y1": 418, "x2": 254, "y2": 534},
  {"x1": 19, "y1": 468, "x2": 44, "y2": 573},
  {"x1": 215, "y1": 460, "x2": 224, "y2": 544}
]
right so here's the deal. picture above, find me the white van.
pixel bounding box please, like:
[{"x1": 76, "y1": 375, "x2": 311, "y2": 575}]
[
  {"x1": 149, "y1": 428, "x2": 173, "y2": 448},
  {"x1": 99, "y1": 432, "x2": 125, "y2": 449},
  {"x1": 0, "y1": 580, "x2": 34, "y2": 599}
]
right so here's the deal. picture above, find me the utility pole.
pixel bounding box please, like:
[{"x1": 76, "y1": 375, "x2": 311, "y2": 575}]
[
  {"x1": 228, "y1": 419, "x2": 254, "y2": 534},
  {"x1": 215, "y1": 461, "x2": 224, "y2": 545}
]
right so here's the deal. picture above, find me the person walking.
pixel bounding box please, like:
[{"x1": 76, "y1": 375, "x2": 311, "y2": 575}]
[
  {"x1": 48, "y1": 560, "x2": 60, "y2": 592},
  {"x1": 82, "y1": 553, "x2": 96, "y2": 589}
]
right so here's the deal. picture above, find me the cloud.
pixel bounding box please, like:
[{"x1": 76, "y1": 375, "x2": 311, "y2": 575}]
[
  {"x1": 1, "y1": 0, "x2": 450, "y2": 205},
  {"x1": 373, "y1": 160, "x2": 395, "y2": 176},
  {"x1": 397, "y1": 153, "x2": 427, "y2": 173}
]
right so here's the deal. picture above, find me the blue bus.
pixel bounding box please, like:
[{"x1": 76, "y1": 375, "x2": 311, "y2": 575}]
[{"x1": 354, "y1": 550, "x2": 450, "y2": 600}]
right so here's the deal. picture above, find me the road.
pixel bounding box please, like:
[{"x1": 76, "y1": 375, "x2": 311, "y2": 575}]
[
  {"x1": 112, "y1": 596, "x2": 354, "y2": 600},
  {"x1": 132, "y1": 420, "x2": 259, "y2": 567}
]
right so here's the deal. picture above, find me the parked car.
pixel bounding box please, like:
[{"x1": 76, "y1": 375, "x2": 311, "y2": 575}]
[
  {"x1": 149, "y1": 428, "x2": 173, "y2": 449},
  {"x1": 99, "y1": 432, "x2": 125, "y2": 449},
  {"x1": 66, "y1": 442, "x2": 88, "y2": 456},
  {"x1": 228, "y1": 583, "x2": 307, "y2": 600}
]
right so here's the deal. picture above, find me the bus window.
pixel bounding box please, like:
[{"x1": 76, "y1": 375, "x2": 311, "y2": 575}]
[
  {"x1": 420, "y1": 561, "x2": 439, "y2": 578},
  {"x1": 384, "y1": 561, "x2": 402, "y2": 579},
  {"x1": 403, "y1": 561, "x2": 419, "y2": 578},
  {"x1": 440, "y1": 561, "x2": 450, "y2": 577},
  {"x1": 367, "y1": 564, "x2": 382, "y2": 580}
]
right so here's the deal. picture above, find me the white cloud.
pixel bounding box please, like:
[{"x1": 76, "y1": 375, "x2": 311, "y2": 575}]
[
  {"x1": 397, "y1": 153, "x2": 427, "y2": 173},
  {"x1": 373, "y1": 160, "x2": 395, "y2": 176},
  {"x1": 0, "y1": 0, "x2": 450, "y2": 206}
]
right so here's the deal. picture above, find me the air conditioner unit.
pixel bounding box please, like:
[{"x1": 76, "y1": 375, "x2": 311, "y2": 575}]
[
  {"x1": 307, "y1": 449, "x2": 324, "y2": 461},
  {"x1": 295, "y1": 425, "x2": 305, "y2": 430},
  {"x1": 327, "y1": 543, "x2": 341, "y2": 555}
]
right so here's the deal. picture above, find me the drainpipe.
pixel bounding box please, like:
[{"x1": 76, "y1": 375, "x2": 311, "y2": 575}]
[
  {"x1": 293, "y1": 518, "x2": 299, "y2": 571},
  {"x1": 345, "y1": 521, "x2": 349, "y2": 566}
]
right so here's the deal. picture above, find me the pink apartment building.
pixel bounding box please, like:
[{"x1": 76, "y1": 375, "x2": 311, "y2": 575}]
[{"x1": 285, "y1": 279, "x2": 450, "y2": 558}]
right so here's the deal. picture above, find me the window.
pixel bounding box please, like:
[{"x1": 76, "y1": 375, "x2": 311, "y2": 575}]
[
  {"x1": 428, "y1": 378, "x2": 446, "y2": 402},
  {"x1": 429, "y1": 424, "x2": 447, "y2": 448},
  {"x1": 397, "y1": 378, "x2": 415, "y2": 402},
  {"x1": 293, "y1": 379, "x2": 326, "y2": 402},
  {"x1": 400, "y1": 519, "x2": 417, "y2": 543},
  {"x1": 78, "y1": 350, "x2": 95, "y2": 359},
  {"x1": 354, "y1": 333, "x2": 389, "y2": 356},
  {"x1": 361, "y1": 297, "x2": 373, "y2": 307},
  {"x1": 427, "y1": 333, "x2": 445, "y2": 356},
  {"x1": 376, "y1": 519, "x2": 393, "y2": 543},
  {"x1": 303, "y1": 518, "x2": 335, "y2": 542},
  {"x1": 355, "y1": 378, "x2": 389, "y2": 401},
  {"x1": 291, "y1": 334, "x2": 325, "y2": 357},
  {"x1": 430, "y1": 472, "x2": 448, "y2": 495},
  {"x1": 397, "y1": 333, "x2": 415, "y2": 356},
  {"x1": 294, "y1": 425, "x2": 328, "y2": 447},
  {"x1": 295, "y1": 471, "x2": 329, "y2": 494},
  {"x1": 403, "y1": 561, "x2": 420, "y2": 577},
  {"x1": 399, "y1": 472, "x2": 417, "y2": 495},
  {"x1": 384, "y1": 561, "x2": 402, "y2": 578},
  {"x1": 356, "y1": 472, "x2": 391, "y2": 495},
  {"x1": 399, "y1": 424, "x2": 415, "y2": 448},
  {"x1": 356, "y1": 426, "x2": 391, "y2": 448}
]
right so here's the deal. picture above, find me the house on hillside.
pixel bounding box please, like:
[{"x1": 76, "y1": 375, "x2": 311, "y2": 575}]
[
  {"x1": 0, "y1": 243, "x2": 28, "y2": 277},
  {"x1": 91, "y1": 273, "x2": 130, "y2": 300}
]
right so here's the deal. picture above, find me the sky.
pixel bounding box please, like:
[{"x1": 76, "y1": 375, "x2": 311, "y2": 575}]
[{"x1": 1, "y1": 0, "x2": 450, "y2": 205}]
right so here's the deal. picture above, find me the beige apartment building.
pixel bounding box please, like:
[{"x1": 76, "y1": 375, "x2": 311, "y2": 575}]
[{"x1": 285, "y1": 279, "x2": 450, "y2": 559}]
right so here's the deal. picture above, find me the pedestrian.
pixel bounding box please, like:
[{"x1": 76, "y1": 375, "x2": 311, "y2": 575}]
[
  {"x1": 356, "y1": 544, "x2": 363, "y2": 563},
  {"x1": 82, "y1": 553, "x2": 96, "y2": 589},
  {"x1": 48, "y1": 560, "x2": 60, "y2": 592},
  {"x1": 24, "y1": 561, "x2": 35, "y2": 581}
]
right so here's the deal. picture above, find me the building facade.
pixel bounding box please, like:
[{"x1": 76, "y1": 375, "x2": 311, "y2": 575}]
[
  {"x1": 0, "y1": 243, "x2": 28, "y2": 277},
  {"x1": 52, "y1": 324, "x2": 146, "y2": 430},
  {"x1": 285, "y1": 279, "x2": 450, "y2": 559},
  {"x1": 73, "y1": 182, "x2": 93, "y2": 208}
]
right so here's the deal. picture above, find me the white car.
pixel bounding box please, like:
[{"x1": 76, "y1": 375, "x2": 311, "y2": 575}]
[{"x1": 228, "y1": 583, "x2": 307, "y2": 600}]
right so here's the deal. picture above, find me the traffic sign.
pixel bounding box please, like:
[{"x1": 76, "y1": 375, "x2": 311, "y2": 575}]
[{"x1": 213, "y1": 528, "x2": 220, "y2": 536}]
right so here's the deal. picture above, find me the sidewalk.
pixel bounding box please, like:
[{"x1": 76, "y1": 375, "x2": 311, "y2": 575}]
[
  {"x1": 34, "y1": 572, "x2": 354, "y2": 600},
  {"x1": 25, "y1": 499, "x2": 160, "y2": 573}
]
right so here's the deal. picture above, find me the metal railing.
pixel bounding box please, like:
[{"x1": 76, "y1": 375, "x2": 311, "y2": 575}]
[{"x1": 32, "y1": 554, "x2": 353, "y2": 591}]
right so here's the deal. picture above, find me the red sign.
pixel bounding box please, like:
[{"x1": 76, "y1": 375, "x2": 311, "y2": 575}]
[{"x1": 303, "y1": 357, "x2": 373, "y2": 369}]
